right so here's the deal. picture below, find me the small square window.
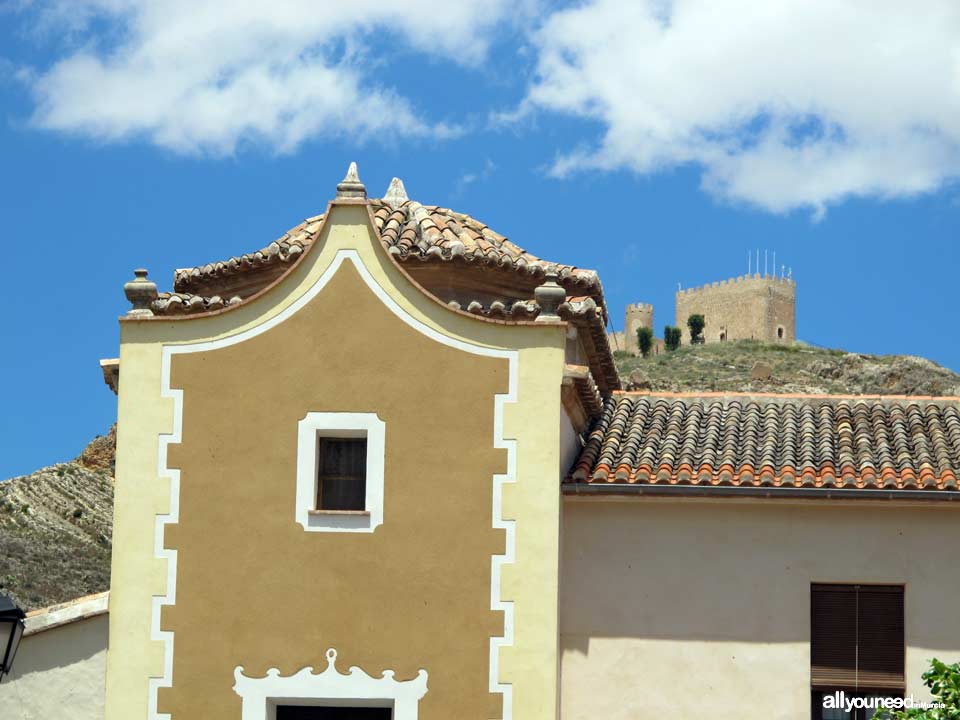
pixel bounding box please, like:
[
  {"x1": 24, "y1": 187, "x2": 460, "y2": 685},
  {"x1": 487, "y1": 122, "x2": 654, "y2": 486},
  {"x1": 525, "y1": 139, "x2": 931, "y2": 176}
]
[
  {"x1": 317, "y1": 438, "x2": 367, "y2": 511},
  {"x1": 296, "y1": 412, "x2": 385, "y2": 533}
]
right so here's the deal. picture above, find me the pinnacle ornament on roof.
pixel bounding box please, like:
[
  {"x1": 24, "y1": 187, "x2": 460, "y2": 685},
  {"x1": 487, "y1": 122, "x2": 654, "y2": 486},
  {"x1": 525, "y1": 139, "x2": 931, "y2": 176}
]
[
  {"x1": 336, "y1": 161, "x2": 366, "y2": 199},
  {"x1": 124, "y1": 268, "x2": 158, "y2": 317},
  {"x1": 383, "y1": 177, "x2": 409, "y2": 208},
  {"x1": 534, "y1": 266, "x2": 566, "y2": 322}
]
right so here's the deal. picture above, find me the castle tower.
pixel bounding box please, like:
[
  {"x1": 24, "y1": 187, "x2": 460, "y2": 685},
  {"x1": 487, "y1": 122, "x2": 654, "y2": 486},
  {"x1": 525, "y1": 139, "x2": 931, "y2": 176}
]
[
  {"x1": 625, "y1": 303, "x2": 654, "y2": 350},
  {"x1": 675, "y1": 275, "x2": 796, "y2": 345}
]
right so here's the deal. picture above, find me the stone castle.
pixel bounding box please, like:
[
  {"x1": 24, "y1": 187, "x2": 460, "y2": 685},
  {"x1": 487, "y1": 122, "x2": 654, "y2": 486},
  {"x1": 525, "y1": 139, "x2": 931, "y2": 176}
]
[
  {"x1": 608, "y1": 303, "x2": 660, "y2": 355},
  {"x1": 611, "y1": 274, "x2": 796, "y2": 353}
]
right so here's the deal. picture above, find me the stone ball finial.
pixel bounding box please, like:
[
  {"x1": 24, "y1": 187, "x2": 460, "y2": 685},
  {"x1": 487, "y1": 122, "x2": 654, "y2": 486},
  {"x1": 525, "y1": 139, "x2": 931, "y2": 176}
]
[
  {"x1": 124, "y1": 268, "x2": 158, "y2": 317},
  {"x1": 336, "y1": 161, "x2": 366, "y2": 199},
  {"x1": 383, "y1": 177, "x2": 409, "y2": 209},
  {"x1": 534, "y1": 266, "x2": 566, "y2": 322}
]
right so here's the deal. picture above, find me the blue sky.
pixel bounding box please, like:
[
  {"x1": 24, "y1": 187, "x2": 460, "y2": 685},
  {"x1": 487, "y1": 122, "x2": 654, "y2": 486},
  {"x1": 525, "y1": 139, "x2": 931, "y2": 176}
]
[{"x1": 1, "y1": 1, "x2": 959, "y2": 477}]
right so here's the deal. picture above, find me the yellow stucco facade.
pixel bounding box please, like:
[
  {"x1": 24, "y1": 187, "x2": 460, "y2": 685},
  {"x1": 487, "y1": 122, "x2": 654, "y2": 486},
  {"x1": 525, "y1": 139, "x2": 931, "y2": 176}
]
[{"x1": 107, "y1": 202, "x2": 567, "y2": 719}]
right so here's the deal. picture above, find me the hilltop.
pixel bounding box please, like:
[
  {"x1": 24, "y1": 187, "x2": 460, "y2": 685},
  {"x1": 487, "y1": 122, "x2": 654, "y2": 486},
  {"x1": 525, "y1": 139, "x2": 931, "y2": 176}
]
[
  {"x1": 616, "y1": 341, "x2": 960, "y2": 396},
  {"x1": 0, "y1": 427, "x2": 115, "y2": 610}
]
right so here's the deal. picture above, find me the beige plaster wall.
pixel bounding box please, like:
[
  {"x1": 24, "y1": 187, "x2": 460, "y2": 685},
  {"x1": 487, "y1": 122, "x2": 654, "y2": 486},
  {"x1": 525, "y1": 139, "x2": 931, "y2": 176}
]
[
  {"x1": 107, "y1": 202, "x2": 567, "y2": 720},
  {"x1": 158, "y1": 263, "x2": 507, "y2": 719},
  {"x1": 0, "y1": 615, "x2": 108, "y2": 720},
  {"x1": 559, "y1": 497, "x2": 960, "y2": 720}
]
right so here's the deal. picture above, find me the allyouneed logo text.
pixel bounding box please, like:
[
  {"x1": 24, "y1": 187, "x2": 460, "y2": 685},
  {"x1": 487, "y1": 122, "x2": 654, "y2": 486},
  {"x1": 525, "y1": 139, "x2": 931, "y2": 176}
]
[{"x1": 822, "y1": 691, "x2": 945, "y2": 713}]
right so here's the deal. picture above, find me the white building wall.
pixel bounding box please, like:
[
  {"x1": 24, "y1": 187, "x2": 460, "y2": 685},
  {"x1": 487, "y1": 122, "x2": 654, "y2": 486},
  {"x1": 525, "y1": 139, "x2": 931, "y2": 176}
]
[
  {"x1": 560, "y1": 497, "x2": 960, "y2": 720},
  {"x1": 0, "y1": 598, "x2": 108, "y2": 720}
]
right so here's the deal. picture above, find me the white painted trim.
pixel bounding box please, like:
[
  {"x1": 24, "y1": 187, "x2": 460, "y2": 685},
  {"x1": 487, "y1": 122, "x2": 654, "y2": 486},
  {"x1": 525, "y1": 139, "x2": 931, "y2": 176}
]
[
  {"x1": 295, "y1": 412, "x2": 386, "y2": 532},
  {"x1": 233, "y1": 648, "x2": 427, "y2": 720},
  {"x1": 153, "y1": 249, "x2": 517, "y2": 719}
]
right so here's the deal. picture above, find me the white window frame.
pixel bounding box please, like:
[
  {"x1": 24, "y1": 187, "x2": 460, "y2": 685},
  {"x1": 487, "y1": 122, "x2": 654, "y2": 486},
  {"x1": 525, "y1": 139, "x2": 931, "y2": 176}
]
[
  {"x1": 295, "y1": 412, "x2": 385, "y2": 533},
  {"x1": 233, "y1": 648, "x2": 427, "y2": 720}
]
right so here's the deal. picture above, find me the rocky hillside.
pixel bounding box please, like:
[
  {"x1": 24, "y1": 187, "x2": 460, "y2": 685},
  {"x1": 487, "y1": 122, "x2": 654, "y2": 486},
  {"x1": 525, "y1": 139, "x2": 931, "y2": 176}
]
[
  {"x1": 0, "y1": 427, "x2": 115, "y2": 610},
  {"x1": 617, "y1": 341, "x2": 960, "y2": 395}
]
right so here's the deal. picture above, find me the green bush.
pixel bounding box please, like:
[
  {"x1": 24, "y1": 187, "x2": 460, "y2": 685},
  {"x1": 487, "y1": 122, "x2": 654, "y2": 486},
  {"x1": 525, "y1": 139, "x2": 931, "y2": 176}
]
[
  {"x1": 636, "y1": 327, "x2": 654, "y2": 358},
  {"x1": 882, "y1": 658, "x2": 960, "y2": 718},
  {"x1": 664, "y1": 325, "x2": 681, "y2": 351},
  {"x1": 687, "y1": 314, "x2": 705, "y2": 344}
]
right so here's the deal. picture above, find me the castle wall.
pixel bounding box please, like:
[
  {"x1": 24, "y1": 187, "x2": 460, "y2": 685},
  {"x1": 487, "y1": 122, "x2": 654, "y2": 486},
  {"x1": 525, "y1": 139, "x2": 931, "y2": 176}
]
[
  {"x1": 613, "y1": 304, "x2": 654, "y2": 355},
  {"x1": 675, "y1": 275, "x2": 795, "y2": 344},
  {"x1": 768, "y1": 280, "x2": 796, "y2": 343},
  {"x1": 625, "y1": 304, "x2": 653, "y2": 347}
]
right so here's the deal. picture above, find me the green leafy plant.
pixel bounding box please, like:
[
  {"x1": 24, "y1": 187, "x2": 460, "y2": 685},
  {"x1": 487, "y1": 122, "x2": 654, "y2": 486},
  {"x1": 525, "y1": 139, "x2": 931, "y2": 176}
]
[
  {"x1": 664, "y1": 325, "x2": 681, "y2": 351},
  {"x1": 687, "y1": 314, "x2": 706, "y2": 345},
  {"x1": 636, "y1": 327, "x2": 654, "y2": 358},
  {"x1": 882, "y1": 658, "x2": 960, "y2": 718}
]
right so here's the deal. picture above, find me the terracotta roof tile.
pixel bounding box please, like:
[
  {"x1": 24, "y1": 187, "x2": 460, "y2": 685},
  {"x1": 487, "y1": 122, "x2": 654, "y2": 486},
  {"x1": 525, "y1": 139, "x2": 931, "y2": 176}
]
[
  {"x1": 569, "y1": 393, "x2": 960, "y2": 493},
  {"x1": 173, "y1": 215, "x2": 324, "y2": 295},
  {"x1": 173, "y1": 199, "x2": 602, "y2": 303},
  {"x1": 152, "y1": 292, "x2": 244, "y2": 315},
  {"x1": 149, "y1": 188, "x2": 619, "y2": 393}
]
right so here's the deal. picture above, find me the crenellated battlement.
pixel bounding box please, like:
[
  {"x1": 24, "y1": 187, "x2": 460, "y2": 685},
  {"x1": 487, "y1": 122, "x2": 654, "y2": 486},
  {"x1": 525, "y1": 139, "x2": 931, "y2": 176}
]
[
  {"x1": 677, "y1": 274, "x2": 795, "y2": 297},
  {"x1": 616, "y1": 267, "x2": 796, "y2": 353},
  {"x1": 674, "y1": 272, "x2": 796, "y2": 344}
]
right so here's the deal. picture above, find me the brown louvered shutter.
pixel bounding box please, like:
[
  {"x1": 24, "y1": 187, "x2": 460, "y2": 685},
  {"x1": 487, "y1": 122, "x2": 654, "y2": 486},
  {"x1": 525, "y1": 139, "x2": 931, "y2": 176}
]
[
  {"x1": 811, "y1": 584, "x2": 904, "y2": 691},
  {"x1": 857, "y1": 585, "x2": 905, "y2": 689},
  {"x1": 811, "y1": 584, "x2": 858, "y2": 688}
]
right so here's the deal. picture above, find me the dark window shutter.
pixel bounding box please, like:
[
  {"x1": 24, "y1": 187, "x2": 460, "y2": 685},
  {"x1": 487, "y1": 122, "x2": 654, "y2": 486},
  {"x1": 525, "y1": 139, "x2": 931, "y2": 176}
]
[
  {"x1": 811, "y1": 584, "x2": 904, "y2": 691},
  {"x1": 317, "y1": 438, "x2": 367, "y2": 511},
  {"x1": 856, "y1": 585, "x2": 905, "y2": 689},
  {"x1": 811, "y1": 584, "x2": 858, "y2": 688}
]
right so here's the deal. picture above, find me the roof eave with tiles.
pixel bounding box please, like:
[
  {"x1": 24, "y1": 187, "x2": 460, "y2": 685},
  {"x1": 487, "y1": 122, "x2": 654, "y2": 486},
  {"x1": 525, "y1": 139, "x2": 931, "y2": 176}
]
[
  {"x1": 568, "y1": 392, "x2": 960, "y2": 494},
  {"x1": 147, "y1": 168, "x2": 620, "y2": 393},
  {"x1": 170, "y1": 181, "x2": 605, "y2": 317}
]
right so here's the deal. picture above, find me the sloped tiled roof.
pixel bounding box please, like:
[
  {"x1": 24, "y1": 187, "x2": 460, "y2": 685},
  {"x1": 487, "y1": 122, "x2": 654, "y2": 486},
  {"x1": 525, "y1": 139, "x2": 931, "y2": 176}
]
[
  {"x1": 149, "y1": 184, "x2": 620, "y2": 394},
  {"x1": 368, "y1": 199, "x2": 602, "y2": 297},
  {"x1": 454, "y1": 295, "x2": 618, "y2": 393},
  {"x1": 172, "y1": 199, "x2": 602, "y2": 303},
  {"x1": 141, "y1": 172, "x2": 619, "y2": 395},
  {"x1": 568, "y1": 393, "x2": 960, "y2": 492},
  {"x1": 173, "y1": 214, "x2": 325, "y2": 295}
]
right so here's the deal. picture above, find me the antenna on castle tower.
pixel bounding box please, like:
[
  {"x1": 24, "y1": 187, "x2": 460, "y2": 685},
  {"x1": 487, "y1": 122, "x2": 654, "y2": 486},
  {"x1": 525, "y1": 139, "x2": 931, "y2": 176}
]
[
  {"x1": 781, "y1": 264, "x2": 785, "y2": 279},
  {"x1": 788, "y1": 267, "x2": 793, "y2": 279},
  {"x1": 764, "y1": 249, "x2": 768, "y2": 276},
  {"x1": 756, "y1": 249, "x2": 760, "y2": 276},
  {"x1": 747, "y1": 251, "x2": 751, "y2": 275},
  {"x1": 772, "y1": 251, "x2": 776, "y2": 277}
]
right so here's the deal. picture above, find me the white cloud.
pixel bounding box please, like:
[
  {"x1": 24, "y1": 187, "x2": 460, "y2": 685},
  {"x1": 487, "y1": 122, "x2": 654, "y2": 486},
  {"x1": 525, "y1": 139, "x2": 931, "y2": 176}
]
[
  {"x1": 12, "y1": 0, "x2": 960, "y2": 214},
  {"x1": 455, "y1": 157, "x2": 496, "y2": 194},
  {"x1": 523, "y1": 0, "x2": 960, "y2": 215},
  {"x1": 17, "y1": 0, "x2": 514, "y2": 154}
]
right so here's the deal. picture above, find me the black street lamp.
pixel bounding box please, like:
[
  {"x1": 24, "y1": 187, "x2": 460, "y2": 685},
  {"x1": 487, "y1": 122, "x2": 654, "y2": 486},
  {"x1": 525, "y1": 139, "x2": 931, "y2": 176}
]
[{"x1": 0, "y1": 594, "x2": 26, "y2": 683}]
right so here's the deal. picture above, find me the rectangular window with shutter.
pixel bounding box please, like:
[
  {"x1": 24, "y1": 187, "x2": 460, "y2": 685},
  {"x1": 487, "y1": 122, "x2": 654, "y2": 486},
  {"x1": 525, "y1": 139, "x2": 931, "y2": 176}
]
[
  {"x1": 316, "y1": 438, "x2": 367, "y2": 511},
  {"x1": 810, "y1": 583, "x2": 904, "y2": 720}
]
